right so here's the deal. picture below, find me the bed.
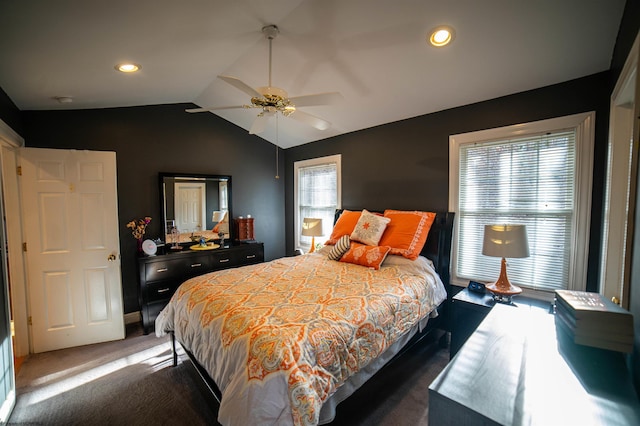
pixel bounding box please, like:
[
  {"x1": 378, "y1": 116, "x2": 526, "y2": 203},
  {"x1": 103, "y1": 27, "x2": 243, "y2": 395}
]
[{"x1": 156, "y1": 209, "x2": 454, "y2": 425}]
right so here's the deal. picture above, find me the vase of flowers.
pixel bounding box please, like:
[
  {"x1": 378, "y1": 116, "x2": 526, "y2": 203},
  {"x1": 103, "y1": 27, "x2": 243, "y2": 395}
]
[{"x1": 127, "y1": 216, "x2": 152, "y2": 252}]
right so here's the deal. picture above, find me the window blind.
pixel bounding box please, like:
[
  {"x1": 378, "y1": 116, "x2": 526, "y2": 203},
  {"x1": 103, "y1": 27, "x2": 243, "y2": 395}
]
[
  {"x1": 456, "y1": 130, "x2": 576, "y2": 291},
  {"x1": 298, "y1": 162, "x2": 338, "y2": 248}
]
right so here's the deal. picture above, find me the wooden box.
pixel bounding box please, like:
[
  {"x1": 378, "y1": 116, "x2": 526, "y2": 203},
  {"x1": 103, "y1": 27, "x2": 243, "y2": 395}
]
[{"x1": 235, "y1": 217, "x2": 255, "y2": 241}]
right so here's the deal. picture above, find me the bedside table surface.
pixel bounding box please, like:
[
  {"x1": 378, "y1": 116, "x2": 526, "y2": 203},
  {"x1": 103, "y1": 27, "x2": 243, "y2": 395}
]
[{"x1": 453, "y1": 288, "x2": 495, "y2": 309}]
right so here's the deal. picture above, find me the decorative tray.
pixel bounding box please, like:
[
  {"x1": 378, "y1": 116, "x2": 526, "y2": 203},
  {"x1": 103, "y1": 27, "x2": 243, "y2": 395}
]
[{"x1": 189, "y1": 243, "x2": 220, "y2": 251}]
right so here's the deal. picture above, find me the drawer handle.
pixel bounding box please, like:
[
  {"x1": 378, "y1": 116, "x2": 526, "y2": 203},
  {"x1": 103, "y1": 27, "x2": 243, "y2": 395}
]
[
  {"x1": 191, "y1": 263, "x2": 202, "y2": 268},
  {"x1": 219, "y1": 258, "x2": 230, "y2": 263},
  {"x1": 156, "y1": 268, "x2": 168, "y2": 273},
  {"x1": 157, "y1": 287, "x2": 171, "y2": 294},
  {"x1": 246, "y1": 254, "x2": 256, "y2": 259}
]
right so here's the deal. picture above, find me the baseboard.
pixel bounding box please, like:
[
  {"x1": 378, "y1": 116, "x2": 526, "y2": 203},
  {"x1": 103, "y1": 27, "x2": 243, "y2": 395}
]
[{"x1": 124, "y1": 311, "x2": 141, "y2": 325}]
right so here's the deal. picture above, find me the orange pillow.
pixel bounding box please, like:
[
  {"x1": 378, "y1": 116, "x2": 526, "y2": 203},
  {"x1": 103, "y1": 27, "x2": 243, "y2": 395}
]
[
  {"x1": 378, "y1": 210, "x2": 436, "y2": 260},
  {"x1": 325, "y1": 210, "x2": 362, "y2": 245},
  {"x1": 339, "y1": 242, "x2": 391, "y2": 270}
]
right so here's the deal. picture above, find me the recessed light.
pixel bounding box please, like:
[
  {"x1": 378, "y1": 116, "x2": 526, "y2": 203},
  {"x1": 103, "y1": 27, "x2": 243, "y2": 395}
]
[
  {"x1": 115, "y1": 63, "x2": 141, "y2": 73},
  {"x1": 54, "y1": 96, "x2": 73, "y2": 104},
  {"x1": 429, "y1": 26, "x2": 455, "y2": 47}
]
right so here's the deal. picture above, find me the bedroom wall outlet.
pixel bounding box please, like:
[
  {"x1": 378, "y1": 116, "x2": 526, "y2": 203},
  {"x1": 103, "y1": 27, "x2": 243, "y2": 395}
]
[{"x1": 468, "y1": 281, "x2": 486, "y2": 293}]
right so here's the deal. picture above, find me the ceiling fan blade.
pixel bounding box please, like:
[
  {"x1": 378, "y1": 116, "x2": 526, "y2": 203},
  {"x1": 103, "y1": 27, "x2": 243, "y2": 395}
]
[
  {"x1": 218, "y1": 75, "x2": 262, "y2": 98},
  {"x1": 249, "y1": 111, "x2": 275, "y2": 134},
  {"x1": 288, "y1": 110, "x2": 331, "y2": 131},
  {"x1": 288, "y1": 92, "x2": 343, "y2": 107},
  {"x1": 185, "y1": 105, "x2": 245, "y2": 113}
]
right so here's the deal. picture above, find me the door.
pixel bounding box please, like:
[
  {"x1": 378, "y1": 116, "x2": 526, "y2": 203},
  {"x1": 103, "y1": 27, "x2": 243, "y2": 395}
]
[
  {"x1": 20, "y1": 148, "x2": 124, "y2": 353},
  {"x1": 0, "y1": 145, "x2": 15, "y2": 423},
  {"x1": 600, "y1": 32, "x2": 639, "y2": 308},
  {"x1": 174, "y1": 182, "x2": 205, "y2": 233}
]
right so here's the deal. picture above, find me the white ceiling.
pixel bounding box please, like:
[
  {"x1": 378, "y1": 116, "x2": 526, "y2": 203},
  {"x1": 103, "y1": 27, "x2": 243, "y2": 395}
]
[{"x1": 0, "y1": 0, "x2": 626, "y2": 148}]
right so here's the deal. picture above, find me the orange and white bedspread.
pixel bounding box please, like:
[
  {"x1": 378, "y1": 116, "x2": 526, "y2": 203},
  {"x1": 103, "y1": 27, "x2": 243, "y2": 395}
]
[{"x1": 156, "y1": 250, "x2": 446, "y2": 426}]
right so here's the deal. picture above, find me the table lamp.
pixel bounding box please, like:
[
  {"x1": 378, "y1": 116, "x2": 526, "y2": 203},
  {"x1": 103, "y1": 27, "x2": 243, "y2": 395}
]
[
  {"x1": 482, "y1": 224, "x2": 529, "y2": 302},
  {"x1": 302, "y1": 218, "x2": 323, "y2": 253}
]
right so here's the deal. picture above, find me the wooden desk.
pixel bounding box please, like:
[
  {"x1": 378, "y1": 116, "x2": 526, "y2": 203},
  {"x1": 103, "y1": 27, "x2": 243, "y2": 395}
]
[{"x1": 429, "y1": 303, "x2": 640, "y2": 425}]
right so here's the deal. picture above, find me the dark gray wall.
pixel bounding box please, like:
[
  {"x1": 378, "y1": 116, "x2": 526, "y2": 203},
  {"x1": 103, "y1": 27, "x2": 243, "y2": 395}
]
[
  {"x1": 285, "y1": 72, "x2": 612, "y2": 294},
  {"x1": 0, "y1": 87, "x2": 22, "y2": 137},
  {"x1": 21, "y1": 104, "x2": 286, "y2": 313}
]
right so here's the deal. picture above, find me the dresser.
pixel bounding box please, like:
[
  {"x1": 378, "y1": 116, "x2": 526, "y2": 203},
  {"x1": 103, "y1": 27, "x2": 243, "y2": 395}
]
[{"x1": 138, "y1": 242, "x2": 264, "y2": 334}]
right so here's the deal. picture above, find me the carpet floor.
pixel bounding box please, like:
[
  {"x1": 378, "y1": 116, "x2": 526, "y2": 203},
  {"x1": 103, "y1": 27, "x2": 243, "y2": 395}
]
[{"x1": 9, "y1": 323, "x2": 449, "y2": 425}]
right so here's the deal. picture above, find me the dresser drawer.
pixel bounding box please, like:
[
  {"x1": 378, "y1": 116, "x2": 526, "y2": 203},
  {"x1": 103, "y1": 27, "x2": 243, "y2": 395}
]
[
  {"x1": 145, "y1": 280, "x2": 180, "y2": 303},
  {"x1": 209, "y1": 251, "x2": 235, "y2": 268},
  {"x1": 231, "y1": 245, "x2": 264, "y2": 265},
  {"x1": 184, "y1": 254, "x2": 214, "y2": 275},
  {"x1": 144, "y1": 255, "x2": 213, "y2": 282},
  {"x1": 144, "y1": 260, "x2": 182, "y2": 282}
]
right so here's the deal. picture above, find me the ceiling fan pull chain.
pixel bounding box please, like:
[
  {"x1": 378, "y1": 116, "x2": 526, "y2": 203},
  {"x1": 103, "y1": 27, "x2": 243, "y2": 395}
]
[{"x1": 275, "y1": 114, "x2": 280, "y2": 179}]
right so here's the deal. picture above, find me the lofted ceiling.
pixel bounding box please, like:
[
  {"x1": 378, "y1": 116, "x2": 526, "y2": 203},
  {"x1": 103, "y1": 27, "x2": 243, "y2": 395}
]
[{"x1": 0, "y1": 0, "x2": 626, "y2": 148}]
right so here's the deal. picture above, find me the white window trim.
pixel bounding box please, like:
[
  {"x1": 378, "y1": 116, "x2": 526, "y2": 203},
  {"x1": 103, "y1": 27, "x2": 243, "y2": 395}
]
[
  {"x1": 449, "y1": 112, "x2": 595, "y2": 300},
  {"x1": 294, "y1": 154, "x2": 342, "y2": 251}
]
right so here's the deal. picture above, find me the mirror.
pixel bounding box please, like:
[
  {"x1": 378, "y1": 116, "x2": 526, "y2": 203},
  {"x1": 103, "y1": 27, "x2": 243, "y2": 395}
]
[{"x1": 160, "y1": 173, "x2": 232, "y2": 245}]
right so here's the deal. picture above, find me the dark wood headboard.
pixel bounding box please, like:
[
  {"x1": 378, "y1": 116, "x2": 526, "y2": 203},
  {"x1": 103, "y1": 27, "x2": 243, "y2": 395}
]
[{"x1": 333, "y1": 210, "x2": 455, "y2": 289}]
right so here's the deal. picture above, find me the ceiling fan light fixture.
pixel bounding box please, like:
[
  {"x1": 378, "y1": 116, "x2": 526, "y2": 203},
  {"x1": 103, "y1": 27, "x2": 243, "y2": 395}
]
[
  {"x1": 115, "y1": 63, "x2": 141, "y2": 73},
  {"x1": 429, "y1": 26, "x2": 455, "y2": 47}
]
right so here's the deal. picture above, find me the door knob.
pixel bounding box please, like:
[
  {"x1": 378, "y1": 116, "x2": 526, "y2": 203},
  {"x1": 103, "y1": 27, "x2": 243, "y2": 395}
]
[{"x1": 107, "y1": 253, "x2": 117, "y2": 261}]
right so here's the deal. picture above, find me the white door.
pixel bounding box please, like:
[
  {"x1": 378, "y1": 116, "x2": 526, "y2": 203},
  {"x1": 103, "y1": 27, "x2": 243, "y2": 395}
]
[
  {"x1": 600, "y1": 32, "x2": 639, "y2": 308},
  {"x1": 175, "y1": 182, "x2": 205, "y2": 233},
  {"x1": 20, "y1": 148, "x2": 124, "y2": 353}
]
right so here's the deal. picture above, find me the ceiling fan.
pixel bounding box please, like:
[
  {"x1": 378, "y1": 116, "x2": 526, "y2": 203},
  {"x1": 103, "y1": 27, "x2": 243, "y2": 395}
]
[{"x1": 186, "y1": 25, "x2": 343, "y2": 134}]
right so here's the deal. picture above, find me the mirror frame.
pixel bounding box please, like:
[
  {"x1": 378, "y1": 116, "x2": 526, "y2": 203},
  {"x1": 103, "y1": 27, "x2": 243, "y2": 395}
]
[{"x1": 159, "y1": 172, "x2": 233, "y2": 244}]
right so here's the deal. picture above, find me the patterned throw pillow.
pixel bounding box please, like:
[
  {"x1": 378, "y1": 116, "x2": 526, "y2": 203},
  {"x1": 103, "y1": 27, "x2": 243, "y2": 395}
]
[
  {"x1": 339, "y1": 242, "x2": 391, "y2": 270},
  {"x1": 350, "y1": 209, "x2": 391, "y2": 246},
  {"x1": 327, "y1": 235, "x2": 351, "y2": 260}
]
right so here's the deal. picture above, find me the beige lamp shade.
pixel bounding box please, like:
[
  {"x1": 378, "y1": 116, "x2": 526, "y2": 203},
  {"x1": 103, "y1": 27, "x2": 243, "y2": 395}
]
[
  {"x1": 301, "y1": 218, "x2": 323, "y2": 237},
  {"x1": 212, "y1": 210, "x2": 225, "y2": 223},
  {"x1": 482, "y1": 224, "x2": 529, "y2": 258}
]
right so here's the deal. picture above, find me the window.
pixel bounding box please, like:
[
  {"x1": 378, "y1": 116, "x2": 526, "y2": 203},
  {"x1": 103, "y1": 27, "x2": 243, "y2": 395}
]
[
  {"x1": 449, "y1": 113, "x2": 594, "y2": 299},
  {"x1": 219, "y1": 180, "x2": 228, "y2": 211},
  {"x1": 294, "y1": 155, "x2": 341, "y2": 251}
]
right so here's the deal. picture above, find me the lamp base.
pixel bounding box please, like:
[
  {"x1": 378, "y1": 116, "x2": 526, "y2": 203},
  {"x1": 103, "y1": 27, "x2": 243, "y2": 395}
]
[
  {"x1": 308, "y1": 236, "x2": 316, "y2": 253},
  {"x1": 486, "y1": 257, "x2": 522, "y2": 303}
]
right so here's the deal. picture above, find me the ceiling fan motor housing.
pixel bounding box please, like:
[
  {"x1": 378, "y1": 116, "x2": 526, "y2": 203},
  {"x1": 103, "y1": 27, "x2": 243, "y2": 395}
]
[
  {"x1": 262, "y1": 25, "x2": 279, "y2": 39},
  {"x1": 252, "y1": 86, "x2": 294, "y2": 114}
]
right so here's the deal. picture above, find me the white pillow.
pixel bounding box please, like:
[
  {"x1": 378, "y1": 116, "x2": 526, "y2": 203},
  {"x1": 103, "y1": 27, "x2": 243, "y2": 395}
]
[{"x1": 350, "y1": 209, "x2": 391, "y2": 246}]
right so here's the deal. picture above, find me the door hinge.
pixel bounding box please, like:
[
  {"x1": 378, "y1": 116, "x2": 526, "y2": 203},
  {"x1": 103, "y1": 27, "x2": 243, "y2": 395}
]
[
  {"x1": 22, "y1": 242, "x2": 27, "y2": 252},
  {"x1": 16, "y1": 166, "x2": 22, "y2": 176},
  {"x1": 28, "y1": 316, "x2": 32, "y2": 326}
]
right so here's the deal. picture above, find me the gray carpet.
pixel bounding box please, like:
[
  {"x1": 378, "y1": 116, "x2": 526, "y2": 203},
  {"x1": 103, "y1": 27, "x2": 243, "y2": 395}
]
[{"x1": 9, "y1": 323, "x2": 449, "y2": 425}]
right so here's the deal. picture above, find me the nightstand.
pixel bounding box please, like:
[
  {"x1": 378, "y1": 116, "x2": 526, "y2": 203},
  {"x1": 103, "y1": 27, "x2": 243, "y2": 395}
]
[{"x1": 450, "y1": 287, "x2": 495, "y2": 358}]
